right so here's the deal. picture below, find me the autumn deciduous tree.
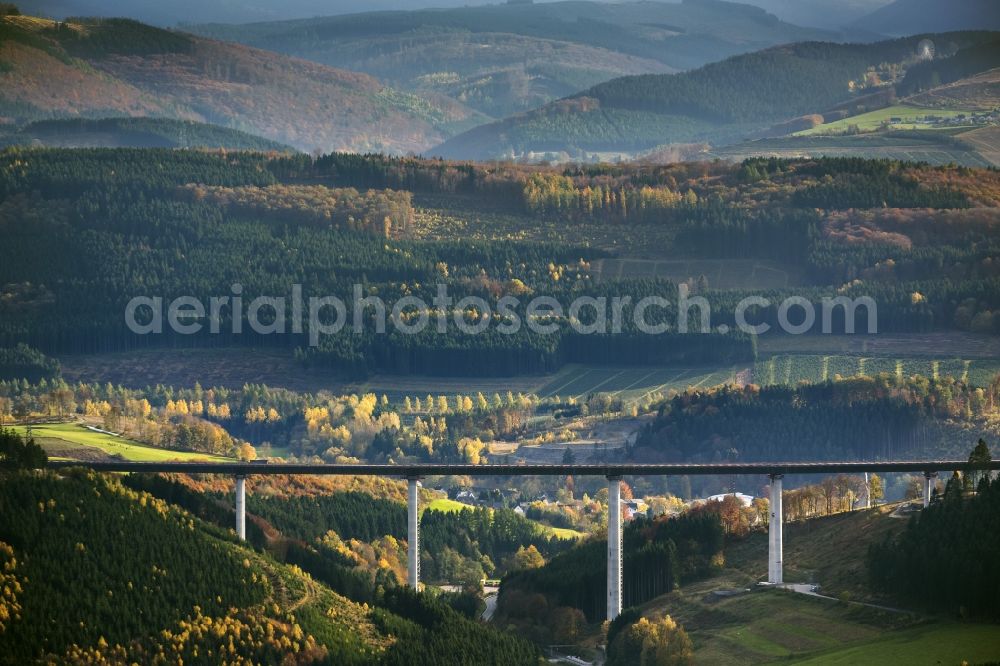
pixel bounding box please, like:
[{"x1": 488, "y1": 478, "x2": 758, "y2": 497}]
[
  {"x1": 507, "y1": 545, "x2": 545, "y2": 571},
  {"x1": 868, "y1": 473, "x2": 885, "y2": 505},
  {"x1": 607, "y1": 615, "x2": 694, "y2": 666},
  {"x1": 234, "y1": 442, "x2": 257, "y2": 461},
  {"x1": 548, "y1": 606, "x2": 586, "y2": 643}
]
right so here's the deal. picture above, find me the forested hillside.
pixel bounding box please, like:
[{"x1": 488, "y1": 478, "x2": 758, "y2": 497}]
[
  {"x1": 499, "y1": 510, "x2": 725, "y2": 628},
  {"x1": 897, "y1": 38, "x2": 1000, "y2": 98},
  {"x1": 242, "y1": 489, "x2": 574, "y2": 585},
  {"x1": 0, "y1": 467, "x2": 367, "y2": 663},
  {"x1": 739, "y1": 0, "x2": 889, "y2": 29},
  {"x1": 634, "y1": 375, "x2": 1000, "y2": 466},
  {"x1": 0, "y1": 147, "x2": 755, "y2": 375},
  {"x1": 0, "y1": 117, "x2": 295, "y2": 150},
  {"x1": 0, "y1": 13, "x2": 480, "y2": 154},
  {"x1": 434, "y1": 31, "x2": 1000, "y2": 159},
  {"x1": 868, "y1": 441, "x2": 1000, "y2": 618},
  {"x1": 188, "y1": 0, "x2": 834, "y2": 120},
  {"x1": 2, "y1": 149, "x2": 1000, "y2": 379},
  {"x1": 0, "y1": 463, "x2": 541, "y2": 664}
]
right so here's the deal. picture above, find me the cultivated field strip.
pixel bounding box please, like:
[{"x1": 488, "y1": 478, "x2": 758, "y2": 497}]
[
  {"x1": 755, "y1": 355, "x2": 1000, "y2": 387},
  {"x1": 535, "y1": 365, "x2": 740, "y2": 402}
]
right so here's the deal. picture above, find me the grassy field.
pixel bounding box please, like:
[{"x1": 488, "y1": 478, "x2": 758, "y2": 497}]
[
  {"x1": 649, "y1": 505, "x2": 1000, "y2": 664},
  {"x1": 792, "y1": 622, "x2": 1000, "y2": 665},
  {"x1": 707, "y1": 132, "x2": 994, "y2": 167},
  {"x1": 725, "y1": 504, "x2": 908, "y2": 602},
  {"x1": 662, "y1": 584, "x2": 901, "y2": 665},
  {"x1": 546, "y1": 525, "x2": 585, "y2": 540},
  {"x1": 12, "y1": 422, "x2": 228, "y2": 462},
  {"x1": 724, "y1": 506, "x2": 1000, "y2": 664},
  {"x1": 425, "y1": 497, "x2": 584, "y2": 540},
  {"x1": 754, "y1": 354, "x2": 1000, "y2": 388},
  {"x1": 797, "y1": 105, "x2": 977, "y2": 136},
  {"x1": 426, "y1": 497, "x2": 470, "y2": 513},
  {"x1": 663, "y1": 582, "x2": 999, "y2": 666}
]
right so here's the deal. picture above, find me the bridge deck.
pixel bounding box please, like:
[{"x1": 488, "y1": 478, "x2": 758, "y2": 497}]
[{"x1": 47, "y1": 460, "x2": 1000, "y2": 477}]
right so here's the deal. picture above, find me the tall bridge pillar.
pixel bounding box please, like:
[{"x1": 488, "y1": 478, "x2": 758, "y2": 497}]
[
  {"x1": 923, "y1": 472, "x2": 937, "y2": 508},
  {"x1": 235, "y1": 475, "x2": 246, "y2": 541},
  {"x1": 863, "y1": 472, "x2": 871, "y2": 509},
  {"x1": 407, "y1": 476, "x2": 421, "y2": 589},
  {"x1": 607, "y1": 475, "x2": 622, "y2": 620},
  {"x1": 768, "y1": 474, "x2": 783, "y2": 584}
]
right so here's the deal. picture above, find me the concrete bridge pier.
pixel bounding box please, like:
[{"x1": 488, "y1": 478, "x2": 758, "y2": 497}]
[
  {"x1": 235, "y1": 475, "x2": 246, "y2": 541},
  {"x1": 863, "y1": 472, "x2": 871, "y2": 509},
  {"x1": 607, "y1": 475, "x2": 622, "y2": 620},
  {"x1": 923, "y1": 472, "x2": 937, "y2": 508},
  {"x1": 407, "y1": 475, "x2": 421, "y2": 589},
  {"x1": 768, "y1": 474, "x2": 783, "y2": 584}
]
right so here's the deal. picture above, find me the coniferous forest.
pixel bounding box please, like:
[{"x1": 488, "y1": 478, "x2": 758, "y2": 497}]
[
  {"x1": 0, "y1": 455, "x2": 541, "y2": 665},
  {"x1": 867, "y1": 443, "x2": 1000, "y2": 619},
  {"x1": 3, "y1": 149, "x2": 1000, "y2": 380}
]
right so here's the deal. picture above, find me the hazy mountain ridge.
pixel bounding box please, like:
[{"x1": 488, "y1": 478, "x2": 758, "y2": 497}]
[
  {"x1": 0, "y1": 14, "x2": 483, "y2": 154},
  {"x1": 853, "y1": 0, "x2": 1000, "y2": 36},
  {"x1": 0, "y1": 116, "x2": 297, "y2": 149},
  {"x1": 432, "y1": 31, "x2": 1000, "y2": 160},
  {"x1": 14, "y1": 0, "x2": 522, "y2": 26},
  {"x1": 186, "y1": 0, "x2": 839, "y2": 119},
  {"x1": 737, "y1": 0, "x2": 892, "y2": 29}
]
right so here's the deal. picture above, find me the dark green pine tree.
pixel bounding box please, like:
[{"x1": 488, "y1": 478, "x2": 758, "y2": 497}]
[{"x1": 968, "y1": 438, "x2": 992, "y2": 489}]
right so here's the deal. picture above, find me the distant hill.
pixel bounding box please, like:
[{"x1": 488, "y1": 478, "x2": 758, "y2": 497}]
[
  {"x1": 15, "y1": 0, "x2": 512, "y2": 26},
  {"x1": 433, "y1": 31, "x2": 1000, "y2": 160},
  {"x1": 897, "y1": 38, "x2": 1000, "y2": 100},
  {"x1": 714, "y1": 38, "x2": 1000, "y2": 167},
  {"x1": 853, "y1": 0, "x2": 1000, "y2": 36},
  {"x1": 0, "y1": 117, "x2": 296, "y2": 150},
  {"x1": 188, "y1": 0, "x2": 838, "y2": 120},
  {"x1": 739, "y1": 0, "x2": 891, "y2": 29},
  {"x1": 0, "y1": 14, "x2": 482, "y2": 154}
]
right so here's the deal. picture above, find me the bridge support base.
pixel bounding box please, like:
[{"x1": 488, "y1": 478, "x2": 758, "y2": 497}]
[
  {"x1": 408, "y1": 476, "x2": 421, "y2": 589},
  {"x1": 768, "y1": 474, "x2": 783, "y2": 584},
  {"x1": 607, "y1": 475, "x2": 622, "y2": 620},
  {"x1": 923, "y1": 472, "x2": 937, "y2": 508},
  {"x1": 235, "y1": 475, "x2": 246, "y2": 541}
]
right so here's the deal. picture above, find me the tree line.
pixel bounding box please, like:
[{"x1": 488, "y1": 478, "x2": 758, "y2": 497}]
[
  {"x1": 634, "y1": 375, "x2": 998, "y2": 466},
  {"x1": 868, "y1": 440, "x2": 998, "y2": 618}
]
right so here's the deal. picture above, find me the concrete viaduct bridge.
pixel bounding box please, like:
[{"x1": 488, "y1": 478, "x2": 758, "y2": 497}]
[{"x1": 49, "y1": 460, "x2": 1000, "y2": 621}]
